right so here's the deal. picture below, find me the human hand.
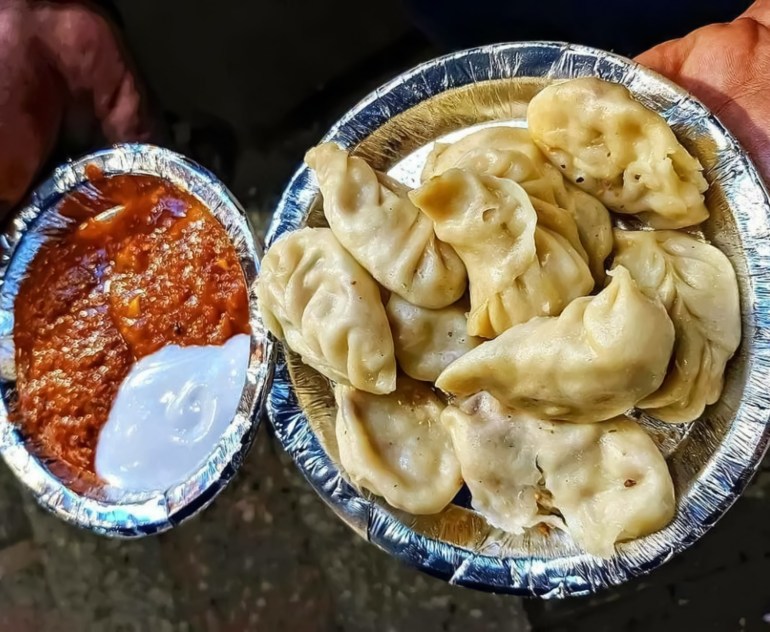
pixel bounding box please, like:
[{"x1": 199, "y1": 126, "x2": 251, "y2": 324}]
[
  {"x1": 0, "y1": 0, "x2": 151, "y2": 214},
  {"x1": 637, "y1": 0, "x2": 770, "y2": 184}
]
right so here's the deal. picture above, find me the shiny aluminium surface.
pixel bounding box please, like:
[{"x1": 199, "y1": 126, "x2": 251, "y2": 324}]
[
  {"x1": 266, "y1": 42, "x2": 770, "y2": 597},
  {"x1": 0, "y1": 144, "x2": 274, "y2": 536}
]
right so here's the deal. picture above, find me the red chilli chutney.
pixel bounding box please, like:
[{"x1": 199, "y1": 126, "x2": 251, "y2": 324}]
[{"x1": 14, "y1": 168, "x2": 250, "y2": 475}]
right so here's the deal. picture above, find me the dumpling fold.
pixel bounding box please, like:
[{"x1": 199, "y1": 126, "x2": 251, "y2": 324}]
[{"x1": 258, "y1": 227, "x2": 397, "y2": 394}]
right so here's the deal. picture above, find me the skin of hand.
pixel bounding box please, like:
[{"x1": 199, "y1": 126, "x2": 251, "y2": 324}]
[
  {"x1": 637, "y1": 0, "x2": 770, "y2": 183},
  {"x1": 0, "y1": 0, "x2": 151, "y2": 215}
]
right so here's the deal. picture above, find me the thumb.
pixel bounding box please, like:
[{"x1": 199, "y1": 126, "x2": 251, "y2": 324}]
[{"x1": 635, "y1": 37, "x2": 692, "y2": 83}]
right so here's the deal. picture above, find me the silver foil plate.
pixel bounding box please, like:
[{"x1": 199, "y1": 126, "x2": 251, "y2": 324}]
[
  {"x1": 0, "y1": 143, "x2": 273, "y2": 536},
  {"x1": 266, "y1": 42, "x2": 770, "y2": 596}
]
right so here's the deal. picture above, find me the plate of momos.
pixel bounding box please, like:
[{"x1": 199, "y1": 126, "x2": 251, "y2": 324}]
[{"x1": 261, "y1": 43, "x2": 770, "y2": 596}]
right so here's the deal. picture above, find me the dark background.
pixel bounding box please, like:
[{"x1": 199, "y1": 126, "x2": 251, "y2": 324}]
[{"x1": 2, "y1": 0, "x2": 769, "y2": 630}]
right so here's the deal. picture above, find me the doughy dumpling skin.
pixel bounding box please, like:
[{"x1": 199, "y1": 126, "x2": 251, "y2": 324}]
[
  {"x1": 528, "y1": 77, "x2": 709, "y2": 229},
  {"x1": 334, "y1": 378, "x2": 463, "y2": 514},
  {"x1": 386, "y1": 295, "x2": 482, "y2": 383},
  {"x1": 441, "y1": 396, "x2": 564, "y2": 537},
  {"x1": 613, "y1": 229, "x2": 741, "y2": 423},
  {"x1": 422, "y1": 126, "x2": 612, "y2": 281},
  {"x1": 305, "y1": 142, "x2": 466, "y2": 309},
  {"x1": 442, "y1": 393, "x2": 676, "y2": 557},
  {"x1": 410, "y1": 168, "x2": 593, "y2": 338},
  {"x1": 436, "y1": 267, "x2": 675, "y2": 421},
  {"x1": 257, "y1": 227, "x2": 396, "y2": 394}
]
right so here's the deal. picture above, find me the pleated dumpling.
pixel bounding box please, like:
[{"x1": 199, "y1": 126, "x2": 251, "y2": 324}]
[
  {"x1": 441, "y1": 395, "x2": 564, "y2": 536},
  {"x1": 410, "y1": 168, "x2": 593, "y2": 338},
  {"x1": 305, "y1": 142, "x2": 466, "y2": 309},
  {"x1": 442, "y1": 393, "x2": 676, "y2": 557},
  {"x1": 412, "y1": 168, "x2": 538, "y2": 298},
  {"x1": 422, "y1": 126, "x2": 613, "y2": 282},
  {"x1": 257, "y1": 227, "x2": 396, "y2": 394},
  {"x1": 528, "y1": 77, "x2": 709, "y2": 229},
  {"x1": 422, "y1": 127, "x2": 566, "y2": 203},
  {"x1": 334, "y1": 378, "x2": 463, "y2": 514},
  {"x1": 386, "y1": 294, "x2": 482, "y2": 383},
  {"x1": 436, "y1": 267, "x2": 675, "y2": 421},
  {"x1": 613, "y1": 230, "x2": 741, "y2": 423}
]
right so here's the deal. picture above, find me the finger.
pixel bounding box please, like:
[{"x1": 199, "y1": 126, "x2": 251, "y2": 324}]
[
  {"x1": 740, "y1": 0, "x2": 770, "y2": 26},
  {"x1": 34, "y1": 2, "x2": 153, "y2": 143}
]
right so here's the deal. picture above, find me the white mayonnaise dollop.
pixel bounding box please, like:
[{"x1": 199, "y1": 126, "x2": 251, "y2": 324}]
[{"x1": 95, "y1": 333, "x2": 251, "y2": 491}]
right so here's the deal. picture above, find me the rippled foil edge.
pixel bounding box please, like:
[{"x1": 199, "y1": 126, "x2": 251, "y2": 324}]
[
  {"x1": 0, "y1": 143, "x2": 274, "y2": 536},
  {"x1": 265, "y1": 42, "x2": 770, "y2": 597}
]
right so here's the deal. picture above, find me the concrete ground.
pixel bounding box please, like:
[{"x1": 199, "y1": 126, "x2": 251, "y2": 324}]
[{"x1": 1, "y1": 1, "x2": 769, "y2": 630}]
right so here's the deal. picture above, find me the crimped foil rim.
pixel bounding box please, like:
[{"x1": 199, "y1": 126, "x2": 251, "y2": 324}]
[
  {"x1": 265, "y1": 42, "x2": 770, "y2": 597},
  {"x1": 0, "y1": 143, "x2": 274, "y2": 536}
]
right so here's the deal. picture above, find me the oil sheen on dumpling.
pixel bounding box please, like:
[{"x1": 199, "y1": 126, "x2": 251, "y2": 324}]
[
  {"x1": 334, "y1": 377, "x2": 462, "y2": 514},
  {"x1": 305, "y1": 142, "x2": 466, "y2": 309},
  {"x1": 613, "y1": 230, "x2": 741, "y2": 423},
  {"x1": 422, "y1": 126, "x2": 612, "y2": 281},
  {"x1": 257, "y1": 227, "x2": 396, "y2": 394},
  {"x1": 436, "y1": 267, "x2": 675, "y2": 421},
  {"x1": 528, "y1": 77, "x2": 709, "y2": 229},
  {"x1": 386, "y1": 294, "x2": 482, "y2": 383},
  {"x1": 442, "y1": 393, "x2": 675, "y2": 557},
  {"x1": 410, "y1": 168, "x2": 593, "y2": 338}
]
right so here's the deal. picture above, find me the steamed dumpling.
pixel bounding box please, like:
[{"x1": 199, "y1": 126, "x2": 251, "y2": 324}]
[
  {"x1": 257, "y1": 227, "x2": 396, "y2": 394},
  {"x1": 305, "y1": 142, "x2": 466, "y2": 309},
  {"x1": 422, "y1": 126, "x2": 612, "y2": 280},
  {"x1": 411, "y1": 168, "x2": 537, "y2": 298},
  {"x1": 386, "y1": 294, "x2": 482, "y2": 383},
  {"x1": 422, "y1": 127, "x2": 568, "y2": 205},
  {"x1": 436, "y1": 267, "x2": 675, "y2": 421},
  {"x1": 528, "y1": 77, "x2": 709, "y2": 229},
  {"x1": 441, "y1": 395, "x2": 564, "y2": 536},
  {"x1": 442, "y1": 393, "x2": 676, "y2": 557},
  {"x1": 334, "y1": 378, "x2": 463, "y2": 514},
  {"x1": 423, "y1": 131, "x2": 587, "y2": 265},
  {"x1": 613, "y1": 229, "x2": 741, "y2": 423},
  {"x1": 410, "y1": 169, "x2": 593, "y2": 338}
]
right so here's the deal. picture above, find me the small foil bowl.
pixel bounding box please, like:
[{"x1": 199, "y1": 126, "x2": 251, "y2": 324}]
[
  {"x1": 0, "y1": 144, "x2": 273, "y2": 536},
  {"x1": 266, "y1": 42, "x2": 770, "y2": 596}
]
